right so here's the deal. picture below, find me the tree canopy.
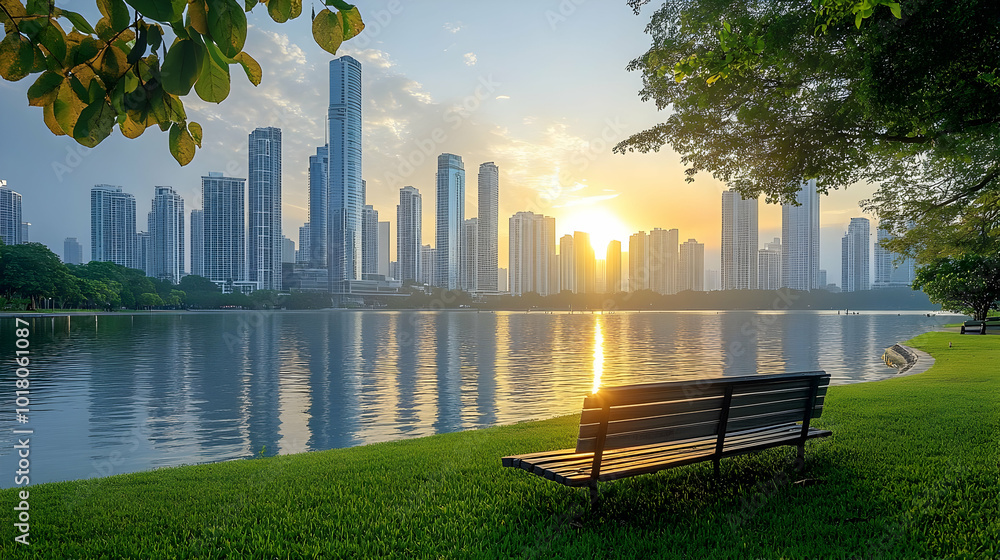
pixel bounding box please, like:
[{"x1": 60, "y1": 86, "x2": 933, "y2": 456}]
[
  {"x1": 0, "y1": 0, "x2": 364, "y2": 164},
  {"x1": 617, "y1": 0, "x2": 1000, "y2": 258},
  {"x1": 912, "y1": 254, "x2": 1000, "y2": 320}
]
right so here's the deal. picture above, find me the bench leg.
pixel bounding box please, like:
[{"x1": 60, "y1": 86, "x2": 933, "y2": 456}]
[
  {"x1": 588, "y1": 483, "x2": 599, "y2": 507},
  {"x1": 713, "y1": 458, "x2": 720, "y2": 479},
  {"x1": 795, "y1": 443, "x2": 805, "y2": 471}
]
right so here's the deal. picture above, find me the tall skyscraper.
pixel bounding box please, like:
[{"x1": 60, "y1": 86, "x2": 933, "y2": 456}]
[
  {"x1": 19, "y1": 222, "x2": 29, "y2": 243},
  {"x1": 327, "y1": 56, "x2": 363, "y2": 287},
  {"x1": 758, "y1": 238, "x2": 782, "y2": 290},
  {"x1": 461, "y1": 218, "x2": 479, "y2": 292},
  {"x1": 281, "y1": 237, "x2": 295, "y2": 263},
  {"x1": 308, "y1": 146, "x2": 328, "y2": 267},
  {"x1": 396, "y1": 186, "x2": 422, "y2": 283},
  {"x1": 782, "y1": 179, "x2": 821, "y2": 290},
  {"x1": 477, "y1": 162, "x2": 499, "y2": 292},
  {"x1": 873, "y1": 227, "x2": 916, "y2": 289},
  {"x1": 91, "y1": 185, "x2": 138, "y2": 268},
  {"x1": 377, "y1": 221, "x2": 390, "y2": 278},
  {"x1": 149, "y1": 186, "x2": 185, "y2": 283},
  {"x1": 509, "y1": 212, "x2": 556, "y2": 296},
  {"x1": 648, "y1": 227, "x2": 679, "y2": 294},
  {"x1": 419, "y1": 245, "x2": 436, "y2": 286},
  {"x1": 248, "y1": 127, "x2": 282, "y2": 291},
  {"x1": 679, "y1": 238, "x2": 705, "y2": 292},
  {"x1": 841, "y1": 217, "x2": 870, "y2": 292},
  {"x1": 190, "y1": 210, "x2": 204, "y2": 277},
  {"x1": 573, "y1": 231, "x2": 595, "y2": 294},
  {"x1": 63, "y1": 237, "x2": 83, "y2": 265},
  {"x1": 559, "y1": 234, "x2": 575, "y2": 292},
  {"x1": 606, "y1": 240, "x2": 622, "y2": 293},
  {"x1": 628, "y1": 231, "x2": 649, "y2": 292},
  {"x1": 137, "y1": 231, "x2": 151, "y2": 276},
  {"x1": 202, "y1": 172, "x2": 246, "y2": 285},
  {"x1": 721, "y1": 189, "x2": 758, "y2": 290},
  {"x1": 435, "y1": 153, "x2": 465, "y2": 289},
  {"x1": 362, "y1": 204, "x2": 379, "y2": 276},
  {"x1": 0, "y1": 181, "x2": 22, "y2": 245}
]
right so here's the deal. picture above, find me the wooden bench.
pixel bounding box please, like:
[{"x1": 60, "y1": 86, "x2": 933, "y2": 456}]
[{"x1": 502, "y1": 371, "x2": 832, "y2": 502}]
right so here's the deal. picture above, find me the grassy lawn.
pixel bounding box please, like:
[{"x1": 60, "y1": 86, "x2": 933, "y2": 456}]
[{"x1": 1, "y1": 331, "x2": 997, "y2": 558}]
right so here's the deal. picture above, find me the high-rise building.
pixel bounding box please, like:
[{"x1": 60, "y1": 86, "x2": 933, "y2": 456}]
[
  {"x1": 190, "y1": 209, "x2": 204, "y2": 277},
  {"x1": 297, "y1": 223, "x2": 310, "y2": 265},
  {"x1": 248, "y1": 127, "x2": 282, "y2": 291},
  {"x1": 19, "y1": 222, "x2": 28, "y2": 243},
  {"x1": 498, "y1": 267, "x2": 508, "y2": 293},
  {"x1": 818, "y1": 269, "x2": 828, "y2": 287},
  {"x1": 559, "y1": 234, "x2": 575, "y2": 292},
  {"x1": 573, "y1": 231, "x2": 595, "y2": 294},
  {"x1": 281, "y1": 236, "x2": 295, "y2": 264},
  {"x1": 435, "y1": 153, "x2": 465, "y2": 289},
  {"x1": 149, "y1": 186, "x2": 185, "y2": 283},
  {"x1": 0, "y1": 182, "x2": 22, "y2": 245},
  {"x1": 327, "y1": 56, "x2": 363, "y2": 287},
  {"x1": 606, "y1": 240, "x2": 622, "y2": 293},
  {"x1": 308, "y1": 146, "x2": 328, "y2": 267},
  {"x1": 841, "y1": 217, "x2": 870, "y2": 292},
  {"x1": 419, "y1": 245, "x2": 436, "y2": 286},
  {"x1": 137, "y1": 231, "x2": 151, "y2": 276},
  {"x1": 91, "y1": 185, "x2": 138, "y2": 268},
  {"x1": 628, "y1": 231, "x2": 649, "y2": 291},
  {"x1": 721, "y1": 189, "x2": 758, "y2": 290},
  {"x1": 782, "y1": 179, "x2": 821, "y2": 290},
  {"x1": 63, "y1": 237, "x2": 83, "y2": 265},
  {"x1": 679, "y1": 238, "x2": 705, "y2": 292},
  {"x1": 874, "y1": 227, "x2": 916, "y2": 288},
  {"x1": 362, "y1": 204, "x2": 379, "y2": 276},
  {"x1": 377, "y1": 221, "x2": 390, "y2": 278},
  {"x1": 648, "y1": 227, "x2": 679, "y2": 294},
  {"x1": 461, "y1": 218, "x2": 478, "y2": 292},
  {"x1": 396, "y1": 186, "x2": 422, "y2": 283},
  {"x1": 758, "y1": 237, "x2": 782, "y2": 290},
  {"x1": 477, "y1": 162, "x2": 499, "y2": 292},
  {"x1": 508, "y1": 212, "x2": 556, "y2": 296},
  {"x1": 201, "y1": 172, "x2": 246, "y2": 286},
  {"x1": 705, "y1": 269, "x2": 721, "y2": 291}
]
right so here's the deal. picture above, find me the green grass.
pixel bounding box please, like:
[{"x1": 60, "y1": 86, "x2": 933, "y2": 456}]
[{"x1": 2, "y1": 332, "x2": 997, "y2": 559}]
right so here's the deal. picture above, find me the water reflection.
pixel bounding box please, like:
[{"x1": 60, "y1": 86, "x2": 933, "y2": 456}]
[{"x1": 0, "y1": 310, "x2": 956, "y2": 487}]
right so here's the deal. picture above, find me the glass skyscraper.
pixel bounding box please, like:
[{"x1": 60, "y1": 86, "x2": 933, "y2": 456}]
[
  {"x1": 721, "y1": 189, "x2": 758, "y2": 290},
  {"x1": 201, "y1": 172, "x2": 246, "y2": 286},
  {"x1": 190, "y1": 209, "x2": 204, "y2": 277},
  {"x1": 327, "y1": 56, "x2": 363, "y2": 287},
  {"x1": 149, "y1": 186, "x2": 185, "y2": 283},
  {"x1": 0, "y1": 182, "x2": 22, "y2": 245},
  {"x1": 248, "y1": 127, "x2": 282, "y2": 290},
  {"x1": 477, "y1": 162, "x2": 499, "y2": 293},
  {"x1": 842, "y1": 217, "x2": 871, "y2": 292},
  {"x1": 308, "y1": 146, "x2": 328, "y2": 267},
  {"x1": 91, "y1": 185, "x2": 138, "y2": 269},
  {"x1": 396, "y1": 186, "x2": 422, "y2": 283},
  {"x1": 436, "y1": 153, "x2": 465, "y2": 289},
  {"x1": 782, "y1": 179, "x2": 821, "y2": 290}
]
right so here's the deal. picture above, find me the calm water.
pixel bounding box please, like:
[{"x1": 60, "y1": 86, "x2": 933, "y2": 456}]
[{"x1": 0, "y1": 309, "x2": 956, "y2": 487}]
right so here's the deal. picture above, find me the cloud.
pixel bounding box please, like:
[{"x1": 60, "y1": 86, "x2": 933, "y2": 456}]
[
  {"x1": 443, "y1": 22, "x2": 463, "y2": 33},
  {"x1": 496, "y1": 95, "x2": 511, "y2": 100},
  {"x1": 463, "y1": 52, "x2": 477, "y2": 66}
]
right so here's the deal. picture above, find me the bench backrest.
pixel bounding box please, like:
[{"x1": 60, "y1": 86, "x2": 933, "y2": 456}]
[{"x1": 576, "y1": 371, "x2": 829, "y2": 453}]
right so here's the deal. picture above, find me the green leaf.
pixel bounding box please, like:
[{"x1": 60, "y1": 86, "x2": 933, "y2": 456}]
[
  {"x1": 27, "y1": 70, "x2": 63, "y2": 106},
  {"x1": 244, "y1": 0, "x2": 258, "y2": 10},
  {"x1": 312, "y1": 8, "x2": 343, "y2": 55},
  {"x1": 61, "y1": 10, "x2": 96, "y2": 34},
  {"x1": 98, "y1": 0, "x2": 131, "y2": 32},
  {"x1": 267, "y1": 0, "x2": 292, "y2": 23},
  {"x1": 188, "y1": 0, "x2": 209, "y2": 35},
  {"x1": 189, "y1": 121, "x2": 202, "y2": 147},
  {"x1": 232, "y1": 51, "x2": 260, "y2": 85},
  {"x1": 161, "y1": 38, "x2": 204, "y2": 95},
  {"x1": 169, "y1": 121, "x2": 196, "y2": 165},
  {"x1": 74, "y1": 100, "x2": 117, "y2": 147},
  {"x1": 124, "y1": 0, "x2": 185, "y2": 23},
  {"x1": 0, "y1": 33, "x2": 35, "y2": 81},
  {"x1": 887, "y1": 2, "x2": 901, "y2": 19},
  {"x1": 207, "y1": 0, "x2": 247, "y2": 58},
  {"x1": 195, "y1": 42, "x2": 231, "y2": 103},
  {"x1": 340, "y1": 5, "x2": 364, "y2": 41},
  {"x1": 70, "y1": 35, "x2": 101, "y2": 66},
  {"x1": 53, "y1": 79, "x2": 87, "y2": 135},
  {"x1": 127, "y1": 26, "x2": 148, "y2": 64},
  {"x1": 119, "y1": 114, "x2": 147, "y2": 138},
  {"x1": 42, "y1": 100, "x2": 66, "y2": 135},
  {"x1": 146, "y1": 23, "x2": 162, "y2": 51},
  {"x1": 97, "y1": 44, "x2": 129, "y2": 85}
]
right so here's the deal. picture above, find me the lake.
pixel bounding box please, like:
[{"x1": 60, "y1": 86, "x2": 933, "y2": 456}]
[{"x1": 0, "y1": 309, "x2": 956, "y2": 487}]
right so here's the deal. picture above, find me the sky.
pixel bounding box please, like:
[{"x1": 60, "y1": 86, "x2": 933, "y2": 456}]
[{"x1": 0, "y1": 0, "x2": 880, "y2": 284}]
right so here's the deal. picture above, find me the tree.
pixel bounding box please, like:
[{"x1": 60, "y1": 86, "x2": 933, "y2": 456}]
[
  {"x1": 0, "y1": 0, "x2": 364, "y2": 164},
  {"x1": 0, "y1": 242, "x2": 69, "y2": 306},
  {"x1": 616, "y1": 0, "x2": 1000, "y2": 254},
  {"x1": 913, "y1": 254, "x2": 1000, "y2": 320}
]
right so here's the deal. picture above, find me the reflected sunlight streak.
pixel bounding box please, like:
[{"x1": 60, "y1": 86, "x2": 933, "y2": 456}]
[{"x1": 592, "y1": 319, "x2": 604, "y2": 394}]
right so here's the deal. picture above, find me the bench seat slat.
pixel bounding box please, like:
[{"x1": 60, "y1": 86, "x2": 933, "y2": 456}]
[
  {"x1": 577, "y1": 419, "x2": 721, "y2": 452},
  {"x1": 579, "y1": 395, "x2": 726, "y2": 425},
  {"x1": 583, "y1": 371, "x2": 828, "y2": 408}
]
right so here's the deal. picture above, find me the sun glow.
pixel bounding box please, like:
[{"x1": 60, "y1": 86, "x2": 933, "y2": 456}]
[{"x1": 558, "y1": 207, "x2": 630, "y2": 255}]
